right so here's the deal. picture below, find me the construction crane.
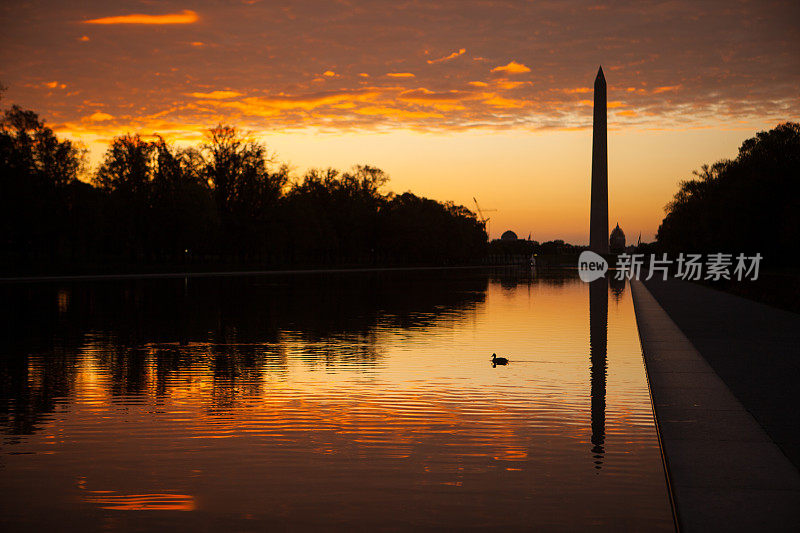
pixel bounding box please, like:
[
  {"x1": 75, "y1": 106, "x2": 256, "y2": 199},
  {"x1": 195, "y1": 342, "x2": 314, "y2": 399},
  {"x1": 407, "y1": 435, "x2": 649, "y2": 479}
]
[{"x1": 473, "y1": 197, "x2": 497, "y2": 237}]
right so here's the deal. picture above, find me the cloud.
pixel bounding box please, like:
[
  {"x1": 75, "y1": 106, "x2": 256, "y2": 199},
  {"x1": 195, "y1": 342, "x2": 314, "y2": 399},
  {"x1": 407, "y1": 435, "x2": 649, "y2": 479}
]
[
  {"x1": 87, "y1": 112, "x2": 114, "y2": 122},
  {"x1": 652, "y1": 85, "x2": 681, "y2": 94},
  {"x1": 491, "y1": 61, "x2": 531, "y2": 75},
  {"x1": 481, "y1": 94, "x2": 528, "y2": 108},
  {"x1": 398, "y1": 88, "x2": 470, "y2": 103},
  {"x1": 355, "y1": 106, "x2": 442, "y2": 119},
  {"x1": 496, "y1": 80, "x2": 530, "y2": 90},
  {"x1": 427, "y1": 48, "x2": 466, "y2": 64},
  {"x1": 206, "y1": 89, "x2": 387, "y2": 117},
  {"x1": 44, "y1": 81, "x2": 66, "y2": 89},
  {"x1": 10, "y1": 0, "x2": 796, "y2": 142},
  {"x1": 83, "y1": 10, "x2": 199, "y2": 25},
  {"x1": 398, "y1": 88, "x2": 472, "y2": 111},
  {"x1": 188, "y1": 90, "x2": 243, "y2": 99}
]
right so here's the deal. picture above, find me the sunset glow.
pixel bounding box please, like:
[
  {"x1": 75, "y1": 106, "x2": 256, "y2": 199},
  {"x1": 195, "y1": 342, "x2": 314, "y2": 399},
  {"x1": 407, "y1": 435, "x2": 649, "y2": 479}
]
[
  {"x1": 83, "y1": 10, "x2": 199, "y2": 25},
  {"x1": 1, "y1": 0, "x2": 798, "y2": 241}
]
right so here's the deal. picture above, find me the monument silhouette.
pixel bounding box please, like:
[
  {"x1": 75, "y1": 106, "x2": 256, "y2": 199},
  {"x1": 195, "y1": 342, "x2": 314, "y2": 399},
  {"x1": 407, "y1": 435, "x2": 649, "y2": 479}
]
[{"x1": 590, "y1": 67, "x2": 609, "y2": 254}]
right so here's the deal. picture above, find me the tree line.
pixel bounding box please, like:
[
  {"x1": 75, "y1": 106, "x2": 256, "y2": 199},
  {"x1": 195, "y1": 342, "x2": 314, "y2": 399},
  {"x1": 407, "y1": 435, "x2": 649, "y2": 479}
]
[
  {"x1": 1, "y1": 104, "x2": 487, "y2": 274},
  {"x1": 657, "y1": 122, "x2": 800, "y2": 267}
]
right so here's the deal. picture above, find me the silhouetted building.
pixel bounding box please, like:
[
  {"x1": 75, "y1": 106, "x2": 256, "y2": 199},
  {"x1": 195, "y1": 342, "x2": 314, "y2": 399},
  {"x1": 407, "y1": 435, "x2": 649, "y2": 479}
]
[
  {"x1": 609, "y1": 223, "x2": 625, "y2": 253},
  {"x1": 590, "y1": 66, "x2": 609, "y2": 254},
  {"x1": 501, "y1": 230, "x2": 518, "y2": 241}
]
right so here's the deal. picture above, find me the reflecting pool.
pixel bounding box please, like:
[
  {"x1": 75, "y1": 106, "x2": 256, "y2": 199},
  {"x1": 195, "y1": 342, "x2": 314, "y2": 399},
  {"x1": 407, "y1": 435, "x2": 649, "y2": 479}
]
[{"x1": 0, "y1": 268, "x2": 673, "y2": 531}]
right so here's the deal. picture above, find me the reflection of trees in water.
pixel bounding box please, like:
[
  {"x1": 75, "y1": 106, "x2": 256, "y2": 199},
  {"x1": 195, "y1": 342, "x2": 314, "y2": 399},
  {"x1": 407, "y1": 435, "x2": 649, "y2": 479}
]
[
  {"x1": 207, "y1": 345, "x2": 272, "y2": 413},
  {"x1": 489, "y1": 266, "x2": 582, "y2": 290},
  {"x1": 0, "y1": 270, "x2": 486, "y2": 436},
  {"x1": 0, "y1": 285, "x2": 85, "y2": 442},
  {"x1": 609, "y1": 275, "x2": 626, "y2": 303},
  {"x1": 0, "y1": 350, "x2": 76, "y2": 444}
]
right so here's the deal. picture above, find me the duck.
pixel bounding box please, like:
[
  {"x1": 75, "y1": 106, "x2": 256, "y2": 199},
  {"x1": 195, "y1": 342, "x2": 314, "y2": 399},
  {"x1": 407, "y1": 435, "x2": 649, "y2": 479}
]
[{"x1": 491, "y1": 353, "x2": 509, "y2": 365}]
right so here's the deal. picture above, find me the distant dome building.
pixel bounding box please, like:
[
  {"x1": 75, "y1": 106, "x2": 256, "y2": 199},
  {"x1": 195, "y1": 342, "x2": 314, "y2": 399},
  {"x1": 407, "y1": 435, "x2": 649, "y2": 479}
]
[
  {"x1": 500, "y1": 230, "x2": 518, "y2": 241},
  {"x1": 609, "y1": 223, "x2": 626, "y2": 253}
]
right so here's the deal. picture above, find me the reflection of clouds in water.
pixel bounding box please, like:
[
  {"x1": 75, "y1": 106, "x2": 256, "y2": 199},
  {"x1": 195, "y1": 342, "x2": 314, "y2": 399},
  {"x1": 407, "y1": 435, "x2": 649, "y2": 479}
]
[
  {"x1": 0, "y1": 271, "x2": 673, "y2": 530},
  {"x1": 77, "y1": 476, "x2": 196, "y2": 512},
  {"x1": 83, "y1": 491, "x2": 196, "y2": 512},
  {"x1": 0, "y1": 271, "x2": 487, "y2": 432}
]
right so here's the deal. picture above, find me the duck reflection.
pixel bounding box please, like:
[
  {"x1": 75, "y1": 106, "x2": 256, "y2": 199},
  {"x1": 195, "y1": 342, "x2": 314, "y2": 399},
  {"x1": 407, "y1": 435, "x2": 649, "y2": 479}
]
[{"x1": 589, "y1": 277, "x2": 608, "y2": 469}]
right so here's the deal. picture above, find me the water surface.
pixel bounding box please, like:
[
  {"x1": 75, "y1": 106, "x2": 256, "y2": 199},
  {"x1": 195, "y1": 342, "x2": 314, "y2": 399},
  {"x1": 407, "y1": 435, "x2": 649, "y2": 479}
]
[{"x1": 0, "y1": 269, "x2": 673, "y2": 531}]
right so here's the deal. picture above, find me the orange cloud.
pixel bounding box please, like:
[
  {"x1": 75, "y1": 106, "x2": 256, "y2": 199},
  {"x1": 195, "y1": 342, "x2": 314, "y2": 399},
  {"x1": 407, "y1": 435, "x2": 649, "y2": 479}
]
[
  {"x1": 355, "y1": 106, "x2": 442, "y2": 119},
  {"x1": 87, "y1": 112, "x2": 114, "y2": 122},
  {"x1": 652, "y1": 85, "x2": 681, "y2": 94},
  {"x1": 4, "y1": 0, "x2": 795, "y2": 149},
  {"x1": 83, "y1": 10, "x2": 199, "y2": 25},
  {"x1": 188, "y1": 90, "x2": 243, "y2": 99},
  {"x1": 481, "y1": 94, "x2": 528, "y2": 108},
  {"x1": 491, "y1": 61, "x2": 531, "y2": 75},
  {"x1": 398, "y1": 88, "x2": 472, "y2": 111},
  {"x1": 398, "y1": 88, "x2": 469, "y2": 103},
  {"x1": 207, "y1": 89, "x2": 386, "y2": 117},
  {"x1": 427, "y1": 48, "x2": 466, "y2": 64},
  {"x1": 496, "y1": 80, "x2": 529, "y2": 90}
]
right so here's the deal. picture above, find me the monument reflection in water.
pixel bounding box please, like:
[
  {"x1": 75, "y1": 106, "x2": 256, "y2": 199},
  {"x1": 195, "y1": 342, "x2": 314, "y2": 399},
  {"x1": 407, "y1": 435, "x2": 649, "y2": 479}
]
[
  {"x1": 590, "y1": 277, "x2": 608, "y2": 469},
  {"x1": 0, "y1": 269, "x2": 673, "y2": 531}
]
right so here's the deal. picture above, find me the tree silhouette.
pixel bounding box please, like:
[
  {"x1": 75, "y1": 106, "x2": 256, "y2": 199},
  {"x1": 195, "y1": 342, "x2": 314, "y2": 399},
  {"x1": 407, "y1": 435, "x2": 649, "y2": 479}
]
[
  {"x1": 94, "y1": 134, "x2": 158, "y2": 260},
  {"x1": 1, "y1": 103, "x2": 489, "y2": 274},
  {"x1": 150, "y1": 138, "x2": 219, "y2": 259},
  {"x1": 1, "y1": 105, "x2": 86, "y2": 266},
  {"x1": 657, "y1": 122, "x2": 800, "y2": 266},
  {"x1": 201, "y1": 125, "x2": 288, "y2": 259}
]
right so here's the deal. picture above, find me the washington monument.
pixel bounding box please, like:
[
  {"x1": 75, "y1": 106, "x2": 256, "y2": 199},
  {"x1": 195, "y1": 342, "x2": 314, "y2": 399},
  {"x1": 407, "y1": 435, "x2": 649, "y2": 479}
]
[{"x1": 590, "y1": 66, "x2": 608, "y2": 254}]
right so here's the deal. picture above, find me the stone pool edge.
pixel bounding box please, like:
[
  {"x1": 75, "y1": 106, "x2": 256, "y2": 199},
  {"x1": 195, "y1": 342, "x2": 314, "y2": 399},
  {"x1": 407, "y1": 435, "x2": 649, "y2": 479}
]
[{"x1": 629, "y1": 279, "x2": 800, "y2": 533}]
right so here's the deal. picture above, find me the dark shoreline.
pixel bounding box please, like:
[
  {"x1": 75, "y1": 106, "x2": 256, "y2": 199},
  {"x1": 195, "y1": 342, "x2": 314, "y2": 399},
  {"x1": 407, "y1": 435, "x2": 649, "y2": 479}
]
[{"x1": 0, "y1": 264, "x2": 499, "y2": 284}]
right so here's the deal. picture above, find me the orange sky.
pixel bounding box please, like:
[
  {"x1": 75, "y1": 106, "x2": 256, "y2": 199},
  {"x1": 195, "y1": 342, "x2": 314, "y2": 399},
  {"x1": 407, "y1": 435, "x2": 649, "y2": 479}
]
[{"x1": 1, "y1": 1, "x2": 798, "y2": 241}]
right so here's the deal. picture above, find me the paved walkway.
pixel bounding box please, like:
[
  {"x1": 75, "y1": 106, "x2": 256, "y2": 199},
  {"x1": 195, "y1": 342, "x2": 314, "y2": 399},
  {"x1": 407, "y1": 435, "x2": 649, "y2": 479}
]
[
  {"x1": 643, "y1": 276, "x2": 800, "y2": 469},
  {"x1": 631, "y1": 280, "x2": 800, "y2": 532}
]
